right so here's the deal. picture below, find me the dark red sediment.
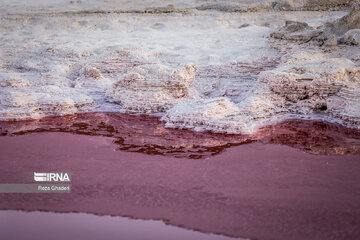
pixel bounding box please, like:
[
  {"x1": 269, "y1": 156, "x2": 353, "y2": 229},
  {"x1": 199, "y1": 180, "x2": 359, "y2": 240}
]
[
  {"x1": 256, "y1": 119, "x2": 360, "y2": 155},
  {"x1": 0, "y1": 112, "x2": 254, "y2": 159},
  {"x1": 0, "y1": 112, "x2": 359, "y2": 158}
]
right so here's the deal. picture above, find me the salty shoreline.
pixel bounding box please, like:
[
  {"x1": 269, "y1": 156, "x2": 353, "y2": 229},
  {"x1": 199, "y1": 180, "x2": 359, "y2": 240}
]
[
  {"x1": 1, "y1": 129, "x2": 360, "y2": 240},
  {"x1": 1, "y1": 3, "x2": 358, "y2": 133},
  {"x1": 1, "y1": 1, "x2": 359, "y2": 239},
  {"x1": 1, "y1": 112, "x2": 359, "y2": 157}
]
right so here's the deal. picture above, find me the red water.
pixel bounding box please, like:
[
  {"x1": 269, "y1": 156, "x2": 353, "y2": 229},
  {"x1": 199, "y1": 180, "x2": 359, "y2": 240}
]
[
  {"x1": 1, "y1": 210, "x2": 238, "y2": 240},
  {"x1": 0, "y1": 112, "x2": 359, "y2": 158},
  {"x1": 0, "y1": 113, "x2": 360, "y2": 240}
]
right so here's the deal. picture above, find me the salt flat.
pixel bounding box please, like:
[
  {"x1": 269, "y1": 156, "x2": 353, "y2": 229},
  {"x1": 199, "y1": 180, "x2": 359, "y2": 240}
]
[{"x1": 0, "y1": 0, "x2": 359, "y2": 134}]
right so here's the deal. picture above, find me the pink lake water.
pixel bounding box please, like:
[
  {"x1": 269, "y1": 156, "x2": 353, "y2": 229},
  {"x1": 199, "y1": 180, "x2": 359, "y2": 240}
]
[
  {"x1": 0, "y1": 210, "x2": 240, "y2": 240},
  {"x1": 0, "y1": 113, "x2": 360, "y2": 240}
]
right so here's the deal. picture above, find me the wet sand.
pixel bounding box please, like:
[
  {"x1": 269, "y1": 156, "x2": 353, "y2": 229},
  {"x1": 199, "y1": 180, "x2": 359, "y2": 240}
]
[{"x1": 1, "y1": 124, "x2": 360, "y2": 240}]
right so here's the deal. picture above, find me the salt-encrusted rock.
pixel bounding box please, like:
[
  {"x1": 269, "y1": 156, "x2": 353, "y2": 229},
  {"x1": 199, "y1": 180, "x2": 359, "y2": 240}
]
[
  {"x1": 81, "y1": 66, "x2": 102, "y2": 79},
  {"x1": 162, "y1": 97, "x2": 246, "y2": 133},
  {"x1": 261, "y1": 58, "x2": 356, "y2": 100},
  {"x1": 162, "y1": 55, "x2": 360, "y2": 134},
  {"x1": 328, "y1": 87, "x2": 360, "y2": 125},
  {"x1": 106, "y1": 63, "x2": 198, "y2": 113},
  {"x1": 271, "y1": 4, "x2": 360, "y2": 45},
  {"x1": 0, "y1": 86, "x2": 94, "y2": 120},
  {"x1": 280, "y1": 51, "x2": 326, "y2": 64},
  {"x1": 258, "y1": 56, "x2": 360, "y2": 127},
  {"x1": 163, "y1": 93, "x2": 286, "y2": 134},
  {"x1": 0, "y1": 74, "x2": 31, "y2": 89},
  {"x1": 270, "y1": 21, "x2": 323, "y2": 42},
  {"x1": 342, "y1": 29, "x2": 360, "y2": 45},
  {"x1": 325, "y1": 4, "x2": 360, "y2": 36},
  {"x1": 67, "y1": 64, "x2": 113, "y2": 89}
]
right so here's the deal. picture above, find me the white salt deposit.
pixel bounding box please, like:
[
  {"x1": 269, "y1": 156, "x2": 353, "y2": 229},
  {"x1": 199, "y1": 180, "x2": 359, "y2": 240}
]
[
  {"x1": 106, "y1": 63, "x2": 198, "y2": 113},
  {"x1": 343, "y1": 29, "x2": 360, "y2": 45}
]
